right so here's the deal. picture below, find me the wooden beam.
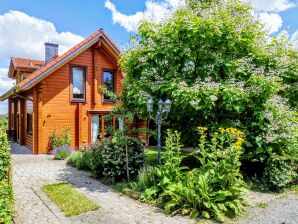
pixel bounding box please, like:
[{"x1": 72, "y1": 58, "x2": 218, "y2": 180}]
[
  {"x1": 38, "y1": 83, "x2": 43, "y2": 153},
  {"x1": 32, "y1": 86, "x2": 38, "y2": 154},
  {"x1": 79, "y1": 103, "x2": 82, "y2": 147}
]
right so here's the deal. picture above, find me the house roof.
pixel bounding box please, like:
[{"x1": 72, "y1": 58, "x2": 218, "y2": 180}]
[
  {"x1": 12, "y1": 58, "x2": 45, "y2": 71},
  {"x1": 0, "y1": 29, "x2": 121, "y2": 101}
]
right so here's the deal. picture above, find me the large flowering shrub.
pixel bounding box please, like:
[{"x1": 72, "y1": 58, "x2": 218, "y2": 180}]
[{"x1": 119, "y1": 0, "x2": 298, "y2": 190}]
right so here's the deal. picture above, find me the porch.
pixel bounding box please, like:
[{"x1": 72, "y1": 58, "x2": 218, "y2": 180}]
[{"x1": 9, "y1": 141, "x2": 32, "y2": 155}]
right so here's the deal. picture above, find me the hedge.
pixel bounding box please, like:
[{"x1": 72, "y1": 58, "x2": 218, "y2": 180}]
[{"x1": 0, "y1": 132, "x2": 13, "y2": 223}]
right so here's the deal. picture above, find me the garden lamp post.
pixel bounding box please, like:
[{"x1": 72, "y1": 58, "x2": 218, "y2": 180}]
[{"x1": 147, "y1": 98, "x2": 171, "y2": 164}]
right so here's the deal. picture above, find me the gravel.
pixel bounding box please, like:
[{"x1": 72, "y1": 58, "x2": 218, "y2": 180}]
[{"x1": 235, "y1": 191, "x2": 298, "y2": 224}]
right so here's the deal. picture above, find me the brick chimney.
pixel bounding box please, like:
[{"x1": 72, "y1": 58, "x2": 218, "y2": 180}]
[{"x1": 44, "y1": 42, "x2": 59, "y2": 64}]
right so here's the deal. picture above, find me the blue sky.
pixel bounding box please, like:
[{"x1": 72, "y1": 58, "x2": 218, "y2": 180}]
[{"x1": 0, "y1": 0, "x2": 298, "y2": 114}]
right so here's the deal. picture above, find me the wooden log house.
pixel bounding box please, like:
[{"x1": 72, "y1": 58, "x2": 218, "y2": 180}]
[{"x1": 0, "y1": 29, "x2": 146, "y2": 154}]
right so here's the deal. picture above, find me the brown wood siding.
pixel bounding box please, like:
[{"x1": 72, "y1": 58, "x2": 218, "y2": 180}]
[{"x1": 37, "y1": 46, "x2": 121, "y2": 153}]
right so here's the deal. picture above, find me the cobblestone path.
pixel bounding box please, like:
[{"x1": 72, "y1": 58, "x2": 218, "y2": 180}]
[{"x1": 11, "y1": 142, "x2": 195, "y2": 224}]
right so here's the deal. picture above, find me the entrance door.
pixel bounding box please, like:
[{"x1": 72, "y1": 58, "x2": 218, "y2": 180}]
[{"x1": 91, "y1": 114, "x2": 121, "y2": 144}]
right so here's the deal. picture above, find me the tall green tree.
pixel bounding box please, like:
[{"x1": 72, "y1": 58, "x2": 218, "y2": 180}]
[{"x1": 119, "y1": 0, "x2": 298, "y2": 190}]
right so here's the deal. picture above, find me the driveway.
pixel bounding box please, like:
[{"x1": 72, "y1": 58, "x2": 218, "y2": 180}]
[
  {"x1": 11, "y1": 142, "x2": 298, "y2": 224},
  {"x1": 11, "y1": 142, "x2": 195, "y2": 224}
]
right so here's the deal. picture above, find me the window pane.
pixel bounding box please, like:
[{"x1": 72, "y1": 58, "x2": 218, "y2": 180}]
[
  {"x1": 73, "y1": 67, "x2": 85, "y2": 99},
  {"x1": 26, "y1": 96, "x2": 33, "y2": 114},
  {"x1": 26, "y1": 113, "x2": 32, "y2": 134},
  {"x1": 103, "y1": 71, "x2": 114, "y2": 101}
]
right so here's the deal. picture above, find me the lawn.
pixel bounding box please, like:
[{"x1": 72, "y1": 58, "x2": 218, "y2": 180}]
[{"x1": 42, "y1": 182, "x2": 100, "y2": 217}]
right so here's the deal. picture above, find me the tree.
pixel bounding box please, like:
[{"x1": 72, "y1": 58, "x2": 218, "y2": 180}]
[{"x1": 119, "y1": 0, "x2": 298, "y2": 190}]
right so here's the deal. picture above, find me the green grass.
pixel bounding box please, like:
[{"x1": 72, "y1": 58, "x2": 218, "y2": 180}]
[
  {"x1": 257, "y1": 202, "x2": 269, "y2": 208},
  {"x1": 145, "y1": 148, "x2": 163, "y2": 165},
  {"x1": 42, "y1": 182, "x2": 100, "y2": 217}
]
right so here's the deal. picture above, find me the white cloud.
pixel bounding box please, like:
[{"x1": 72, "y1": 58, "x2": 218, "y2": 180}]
[
  {"x1": 0, "y1": 11, "x2": 83, "y2": 60},
  {"x1": 0, "y1": 68, "x2": 14, "y2": 115},
  {"x1": 291, "y1": 30, "x2": 298, "y2": 48},
  {"x1": 0, "y1": 10, "x2": 84, "y2": 114},
  {"x1": 104, "y1": 0, "x2": 184, "y2": 32},
  {"x1": 250, "y1": 0, "x2": 296, "y2": 12},
  {"x1": 248, "y1": 1, "x2": 296, "y2": 34},
  {"x1": 258, "y1": 12, "x2": 283, "y2": 34},
  {"x1": 105, "y1": 0, "x2": 295, "y2": 34},
  {"x1": 0, "y1": 68, "x2": 14, "y2": 94}
]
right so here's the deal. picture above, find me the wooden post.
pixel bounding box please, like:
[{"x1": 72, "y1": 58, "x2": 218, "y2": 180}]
[
  {"x1": 20, "y1": 99, "x2": 25, "y2": 145},
  {"x1": 32, "y1": 86, "x2": 38, "y2": 154},
  {"x1": 79, "y1": 103, "x2": 82, "y2": 147},
  {"x1": 38, "y1": 83, "x2": 43, "y2": 153},
  {"x1": 8, "y1": 99, "x2": 11, "y2": 130},
  {"x1": 93, "y1": 48, "x2": 100, "y2": 105}
]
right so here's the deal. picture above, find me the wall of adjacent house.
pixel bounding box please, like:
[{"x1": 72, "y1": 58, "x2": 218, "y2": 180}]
[{"x1": 36, "y1": 44, "x2": 121, "y2": 153}]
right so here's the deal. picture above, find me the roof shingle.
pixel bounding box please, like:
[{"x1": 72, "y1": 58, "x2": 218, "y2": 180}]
[{"x1": 12, "y1": 57, "x2": 45, "y2": 71}]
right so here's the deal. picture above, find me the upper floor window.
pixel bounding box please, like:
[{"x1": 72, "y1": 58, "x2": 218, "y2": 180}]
[
  {"x1": 71, "y1": 66, "x2": 86, "y2": 102},
  {"x1": 103, "y1": 70, "x2": 115, "y2": 102}
]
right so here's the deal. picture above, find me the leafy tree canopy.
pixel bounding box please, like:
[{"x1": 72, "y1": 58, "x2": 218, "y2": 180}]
[{"x1": 119, "y1": 0, "x2": 298, "y2": 189}]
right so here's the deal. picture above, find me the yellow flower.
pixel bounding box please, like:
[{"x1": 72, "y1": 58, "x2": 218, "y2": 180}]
[
  {"x1": 234, "y1": 145, "x2": 242, "y2": 150},
  {"x1": 219, "y1": 128, "x2": 225, "y2": 133},
  {"x1": 198, "y1": 127, "x2": 208, "y2": 132}
]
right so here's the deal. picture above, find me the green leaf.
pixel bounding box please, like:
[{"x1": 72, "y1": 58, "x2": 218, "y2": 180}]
[
  {"x1": 201, "y1": 211, "x2": 210, "y2": 219},
  {"x1": 164, "y1": 200, "x2": 177, "y2": 215},
  {"x1": 189, "y1": 209, "x2": 199, "y2": 219}
]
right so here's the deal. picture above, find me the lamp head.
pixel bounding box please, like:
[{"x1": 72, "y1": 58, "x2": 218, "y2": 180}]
[
  {"x1": 147, "y1": 98, "x2": 153, "y2": 112},
  {"x1": 158, "y1": 99, "x2": 164, "y2": 111},
  {"x1": 164, "y1": 99, "x2": 171, "y2": 112}
]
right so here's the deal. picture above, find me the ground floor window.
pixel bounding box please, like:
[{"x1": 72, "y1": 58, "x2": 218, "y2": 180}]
[
  {"x1": 26, "y1": 96, "x2": 33, "y2": 134},
  {"x1": 91, "y1": 114, "x2": 122, "y2": 143},
  {"x1": 26, "y1": 113, "x2": 33, "y2": 134}
]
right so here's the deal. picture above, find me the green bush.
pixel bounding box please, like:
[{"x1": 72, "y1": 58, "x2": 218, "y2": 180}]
[
  {"x1": 0, "y1": 132, "x2": 13, "y2": 223},
  {"x1": 138, "y1": 129, "x2": 247, "y2": 222},
  {"x1": 67, "y1": 149, "x2": 96, "y2": 171},
  {"x1": 81, "y1": 148, "x2": 95, "y2": 171},
  {"x1": 67, "y1": 151, "x2": 81, "y2": 166},
  {"x1": 55, "y1": 150, "x2": 71, "y2": 160},
  {"x1": 263, "y1": 154, "x2": 297, "y2": 192},
  {"x1": 100, "y1": 135, "x2": 145, "y2": 181},
  {"x1": 49, "y1": 127, "x2": 71, "y2": 149},
  {"x1": 69, "y1": 133, "x2": 145, "y2": 181},
  {"x1": 137, "y1": 166, "x2": 159, "y2": 191},
  {"x1": 89, "y1": 144, "x2": 103, "y2": 177},
  {"x1": 0, "y1": 116, "x2": 8, "y2": 132},
  {"x1": 51, "y1": 146, "x2": 72, "y2": 160}
]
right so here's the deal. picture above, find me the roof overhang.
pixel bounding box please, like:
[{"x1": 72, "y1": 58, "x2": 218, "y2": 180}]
[
  {"x1": 21, "y1": 33, "x2": 103, "y2": 91},
  {"x1": 0, "y1": 86, "x2": 20, "y2": 101}
]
